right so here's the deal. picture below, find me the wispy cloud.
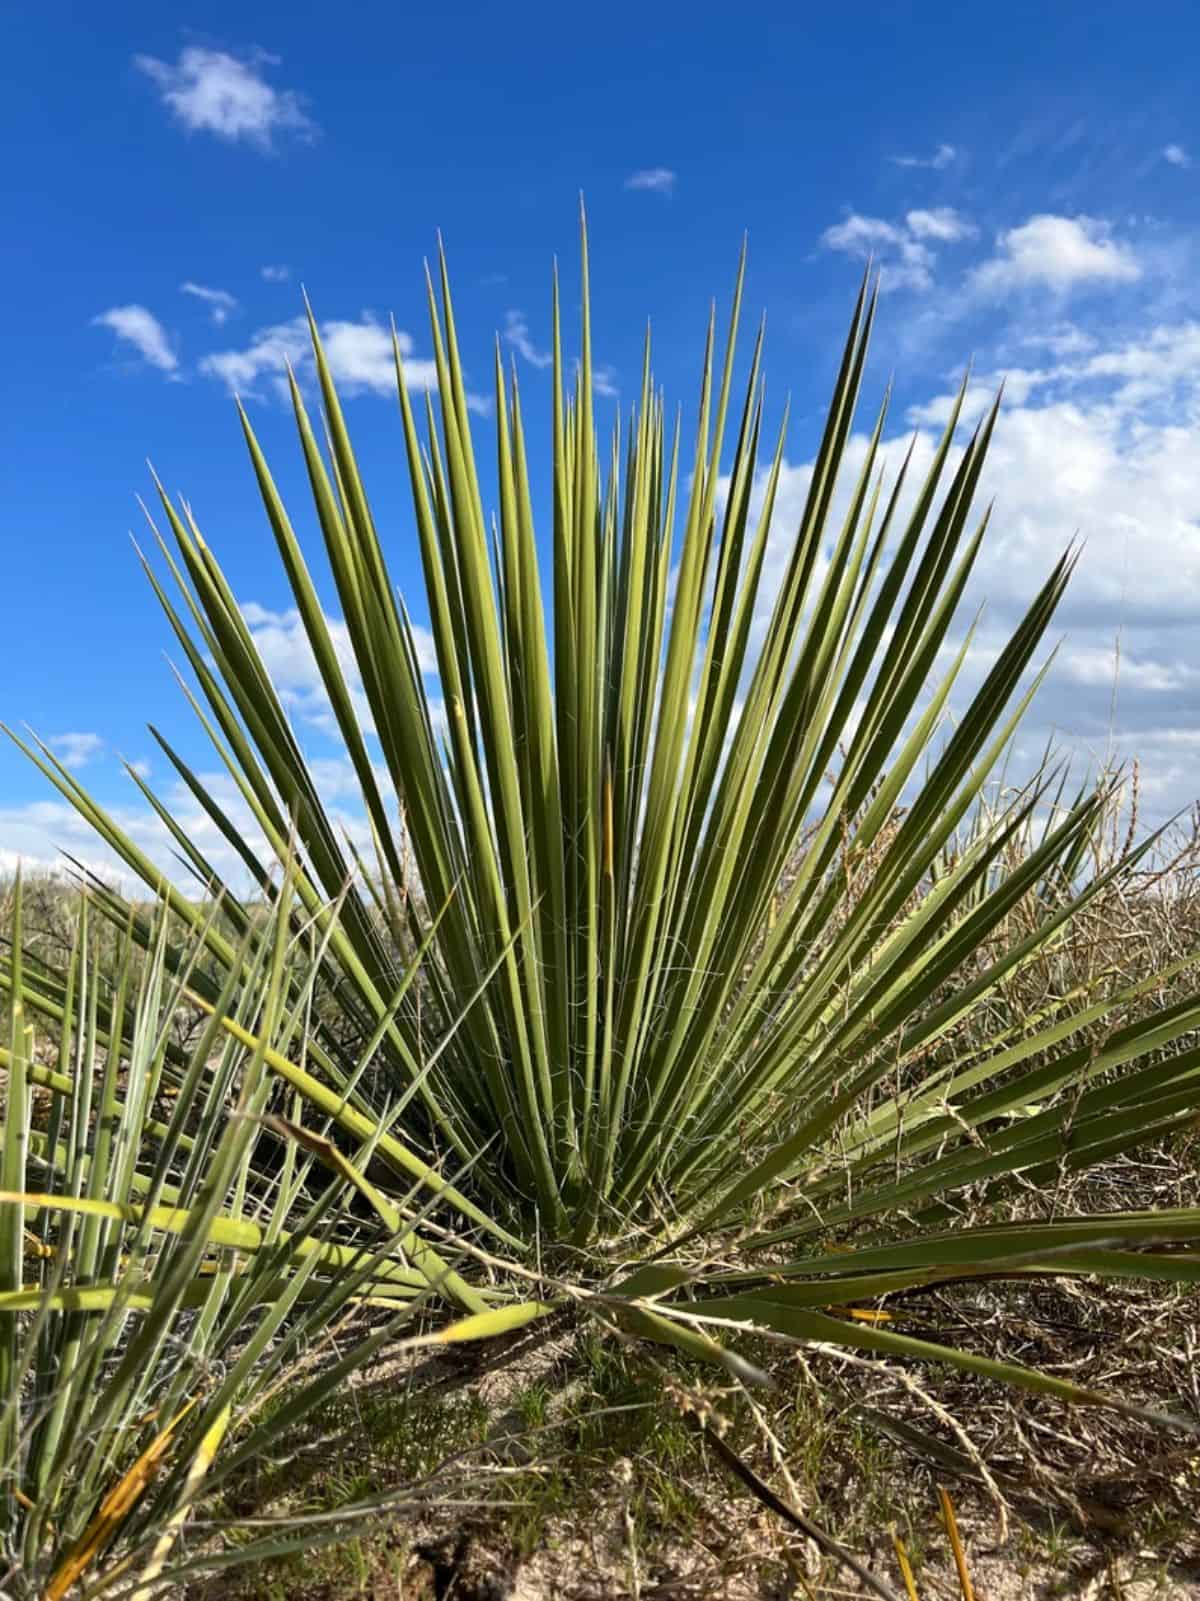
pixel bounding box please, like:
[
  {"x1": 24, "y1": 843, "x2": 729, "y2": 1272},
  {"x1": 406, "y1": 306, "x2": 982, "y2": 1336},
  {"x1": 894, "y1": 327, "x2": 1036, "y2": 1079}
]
[
  {"x1": 820, "y1": 207, "x2": 975, "y2": 293},
  {"x1": 260, "y1": 264, "x2": 291, "y2": 282},
  {"x1": 889, "y1": 142, "x2": 957, "y2": 170},
  {"x1": 133, "y1": 47, "x2": 316, "y2": 151},
  {"x1": 92, "y1": 305, "x2": 178, "y2": 372},
  {"x1": 625, "y1": 167, "x2": 676, "y2": 195},
  {"x1": 503, "y1": 310, "x2": 551, "y2": 369},
  {"x1": 180, "y1": 281, "x2": 238, "y2": 325},
  {"x1": 201, "y1": 315, "x2": 490, "y2": 412},
  {"x1": 48, "y1": 732, "x2": 104, "y2": 770},
  {"x1": 1163, "y1": 143, "x2": 1191, "y2": 169},
  {"x1": 905, "y1": 207, "x2": 977, "y2": 243},
  {"x1": 1019, "y1": 323, "x2": 1097, "y2": 359},
  {"x1": 968, "y1": 215, "x2": 1140, "y2": 297},
  {"x1": 570, "y1": 358, "x2": 618, "y2": 398}
]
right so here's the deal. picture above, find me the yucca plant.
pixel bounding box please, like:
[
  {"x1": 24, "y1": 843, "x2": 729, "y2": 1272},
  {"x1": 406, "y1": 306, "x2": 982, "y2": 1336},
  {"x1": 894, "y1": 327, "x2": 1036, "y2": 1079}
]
[
  {"x1": 0, "y1": 867, "x2": 503, "y2": 1598},
  {"x1": 8, "y1": 216, "x2": 1200, "y2": 1429}
]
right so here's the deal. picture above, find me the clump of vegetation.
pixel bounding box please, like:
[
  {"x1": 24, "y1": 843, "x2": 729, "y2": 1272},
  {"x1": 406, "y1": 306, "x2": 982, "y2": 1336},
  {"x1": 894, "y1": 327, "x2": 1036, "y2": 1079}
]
[
  {"x1": 4, "y1": 218, "x2": 1200, "y2": 1596},
  {"x1": 0, "y1": 872, "x2": 502, "y2": 1597}
]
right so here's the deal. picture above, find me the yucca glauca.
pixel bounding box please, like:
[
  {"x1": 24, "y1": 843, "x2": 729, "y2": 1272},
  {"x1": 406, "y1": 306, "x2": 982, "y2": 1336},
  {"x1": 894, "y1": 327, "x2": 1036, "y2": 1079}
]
[
  {"x1": 8, "y1": 216, "x2": 1200, "y2": 1453},
  {"x1": 0, "y1": 867, "x2": 507, "y2": 1596}
]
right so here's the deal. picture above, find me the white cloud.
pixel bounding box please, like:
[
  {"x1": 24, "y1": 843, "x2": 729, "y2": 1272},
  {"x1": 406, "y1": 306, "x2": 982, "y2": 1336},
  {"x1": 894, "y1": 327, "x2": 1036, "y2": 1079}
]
[
  {"x1": 894, "y1": 330, "x2": 1200, "y2": 622},
  {"x1": 0, "y1": 757, "x2": 385, "y2": 895},
  {"x1": 0, "y1": 605, "x2": 436, "y2": 890},
  {"x1": 320, "y1": 320, "x2": 416, "y2": 395},
  {"x1": 1163, "y1": 143, "x2": 1191, "y2": 168},
  {"x1": 820, "y1": 208, "x2": 975, "y2": 293},
  {"x1": 133, "y1": 47, "x2": 316, "y2": 151},
  {"x1": 1018, "y1": 323, "x2": 1097, "y2": 359},
  {"x1": 180, "y1": 281, "x2": 238, "y2": 325},
  {"x1": 903, "y1": 385, "x2": 999, "y2": 430},
  {"x1": 625, "y1": 167, "x2": 677, "y2": 195},
  {"x1": 570, "y1": 358, "x2": 618, "y2": 399},
  {"x1": 261, "y1": 264, "x2": 291, "y2": 282},
  {"x1": 0, "y1": 784, "x2": 265, "y2": 895},
  {"x1": 734, "y1": 309, "x2": 1200, "y2": 822},
  {"x1": 48, "y1": 733, "x2": 104, "y2": 770},
  {"x1": 905, "y1": 207, "x2": 977, "y2": 243},
  {"x1": 0, "y1": 799, "x2": 149, "y2": 889},
  {"x1": 1071, "y1": 323, "x2": 1200, "y2": 408},
  {"x1": 890, "y1": 143, "x2": 957, "y2": 170},
  {"x1": 504, "y1": 310, "x2": 551, "y2": 369},
  {"x1": 200, "y1": 315, "x2": 489, "y2": 412},
  {"x1": 92, "y1": 305, "x2": 177, "y2": 372},
  {"x1": 822, "y1": 215, "x2": 904, "y2": 252},
  {"x1": 241, "y1": 602, "x2": 364, "y2": 732},
  {"x1": 0, "y1": 845, "x2": 66, "y2": 881},
  {"x1": 1057, "y1": 644, "x2": 1197, "y2": 693},
  {"x1": 820, "y1": 215, "x2": 932, "y2": 293},
  {"x1": 969, "y1": 215, "x2": 1140, "y2": 297},
  {"x1": 199, "y1": 317, "x2": 307, "y2": 396}
]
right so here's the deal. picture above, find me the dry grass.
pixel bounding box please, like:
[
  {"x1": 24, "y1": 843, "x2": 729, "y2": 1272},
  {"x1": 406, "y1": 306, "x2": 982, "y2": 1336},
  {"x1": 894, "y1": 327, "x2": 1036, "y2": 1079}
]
[{"x1": 176, "y1": 1243, "x2": 1200, "y2": 1599}]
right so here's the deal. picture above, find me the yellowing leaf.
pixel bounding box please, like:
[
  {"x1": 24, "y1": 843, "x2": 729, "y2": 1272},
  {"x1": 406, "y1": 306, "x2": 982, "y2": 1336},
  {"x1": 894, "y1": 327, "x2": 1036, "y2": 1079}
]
[{"x1": 44, "y1": 1396, "x2": 201, "y2": 1600}]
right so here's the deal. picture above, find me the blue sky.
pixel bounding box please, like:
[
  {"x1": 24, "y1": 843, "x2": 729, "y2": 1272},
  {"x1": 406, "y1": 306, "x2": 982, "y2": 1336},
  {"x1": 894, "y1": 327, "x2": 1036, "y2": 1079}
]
[{"x1": 4, "y1": 1, "x2": 1200, "y2": 882}]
